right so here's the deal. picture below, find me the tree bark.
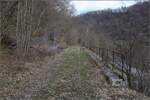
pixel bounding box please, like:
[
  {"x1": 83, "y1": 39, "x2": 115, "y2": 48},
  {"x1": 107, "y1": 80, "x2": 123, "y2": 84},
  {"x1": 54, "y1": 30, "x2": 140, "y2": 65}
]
[
  {"x1": 16, "y1": 0, "x2": 33, "y2": 58},
  {"x1": 0, "y1": 1, "x2": 2, "y2": 48}
]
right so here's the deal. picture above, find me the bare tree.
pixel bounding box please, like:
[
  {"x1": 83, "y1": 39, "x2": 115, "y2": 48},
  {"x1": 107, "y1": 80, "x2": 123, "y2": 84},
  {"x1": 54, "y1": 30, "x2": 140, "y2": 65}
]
[
  {"x1": 0, "y1": 1, "x2": 2, "y2": 49},
  {"x1": 16, "y1": 0, "x2": 33, "y2": 57}
]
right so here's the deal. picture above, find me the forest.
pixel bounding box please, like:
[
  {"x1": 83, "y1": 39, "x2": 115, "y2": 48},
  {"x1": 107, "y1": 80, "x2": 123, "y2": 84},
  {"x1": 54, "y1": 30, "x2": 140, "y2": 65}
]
[{"x1": 0, "y1": 0, "x2": 149, "y2": 100}]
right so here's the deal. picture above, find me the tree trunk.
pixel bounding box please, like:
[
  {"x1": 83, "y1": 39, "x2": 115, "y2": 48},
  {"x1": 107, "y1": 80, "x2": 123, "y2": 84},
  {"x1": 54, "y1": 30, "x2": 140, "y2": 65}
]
[
  {"x1": 127, "y1": 52, "x2": 132, "y2": 88},
  {"x1": 16, "y1": 0, "x2": 33, "y2": 58},
  {"x1": 0, "y1": 1, "x2": 2, "y2": 48},
  {"x1": 0, "y1": 1, "x2": 4, "y2": 49},
  {"x1": 127, "y1": 65, "x2": 132, "y2": 88},
  {"x1": 121, "y1": 54, "x2": 125, "y2": 80}
]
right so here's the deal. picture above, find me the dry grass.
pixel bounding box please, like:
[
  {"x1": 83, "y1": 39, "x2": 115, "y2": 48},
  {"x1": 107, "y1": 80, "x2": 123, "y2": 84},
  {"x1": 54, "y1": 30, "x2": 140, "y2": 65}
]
[{"x1": 0, "y1": 47, "x2": 149, "y2": 100}]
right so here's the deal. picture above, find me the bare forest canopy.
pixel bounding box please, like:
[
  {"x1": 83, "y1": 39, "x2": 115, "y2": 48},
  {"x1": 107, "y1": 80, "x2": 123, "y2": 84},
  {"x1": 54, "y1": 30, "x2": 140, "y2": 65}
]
[
  {"x1": 71, "y1": 1, "x2": 150, "y2": 96},
  {"x1": 0, "y1": 0, "x2": 73, "y2": 56}
]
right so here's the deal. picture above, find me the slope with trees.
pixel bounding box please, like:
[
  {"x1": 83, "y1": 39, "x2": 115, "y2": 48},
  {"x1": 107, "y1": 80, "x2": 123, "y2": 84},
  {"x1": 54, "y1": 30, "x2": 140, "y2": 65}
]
[{"x1": 73, "y1": 1, "x2": 149, "y2": 96}]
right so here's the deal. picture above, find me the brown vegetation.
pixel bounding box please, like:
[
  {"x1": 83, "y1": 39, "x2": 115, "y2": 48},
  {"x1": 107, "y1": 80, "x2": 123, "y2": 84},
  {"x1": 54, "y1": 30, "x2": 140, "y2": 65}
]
[{"x1": 0, "y1": 0, "x2": 149, "y2": 99}]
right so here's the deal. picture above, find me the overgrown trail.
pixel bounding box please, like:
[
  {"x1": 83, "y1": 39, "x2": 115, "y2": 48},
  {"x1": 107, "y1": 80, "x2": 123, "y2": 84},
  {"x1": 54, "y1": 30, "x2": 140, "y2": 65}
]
[
  {"x1": 20, "y1": 56, "x2": 57, "y2": 100},
  {"x1": 17, "y1": 50, "x2": 68, "y2": 100},
  {"x1": 0, "y1": 49, "x2": 64, "y2": 100},
  {"x1": 0, "y1": 47, "x2": 149, "y2": 100}
]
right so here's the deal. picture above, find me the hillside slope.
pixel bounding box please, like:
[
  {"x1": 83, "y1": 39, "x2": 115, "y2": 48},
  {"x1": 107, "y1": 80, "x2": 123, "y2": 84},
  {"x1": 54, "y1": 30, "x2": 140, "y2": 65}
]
[{"x1": 75, "y1": 1, "x2": 148, "y2": 38}]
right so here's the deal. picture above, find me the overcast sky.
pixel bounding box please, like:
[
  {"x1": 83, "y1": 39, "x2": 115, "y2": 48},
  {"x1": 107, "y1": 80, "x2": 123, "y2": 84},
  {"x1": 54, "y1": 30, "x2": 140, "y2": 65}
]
[{"x1": 70, "y1": 0, "x2": 137, "y2": 15}]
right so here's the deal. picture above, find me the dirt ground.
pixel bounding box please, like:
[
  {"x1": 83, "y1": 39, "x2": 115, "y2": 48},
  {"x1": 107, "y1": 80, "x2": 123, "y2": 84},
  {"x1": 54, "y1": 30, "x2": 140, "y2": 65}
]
[{"x1": 0, "y1": 47, "x2": 149, "y2": 100}]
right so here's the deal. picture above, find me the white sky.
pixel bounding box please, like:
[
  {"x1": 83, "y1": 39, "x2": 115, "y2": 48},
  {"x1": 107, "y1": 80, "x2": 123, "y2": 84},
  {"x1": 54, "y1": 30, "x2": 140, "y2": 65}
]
[{"x1": 70, "y1": 0, "x2": 137, "y2": 15}]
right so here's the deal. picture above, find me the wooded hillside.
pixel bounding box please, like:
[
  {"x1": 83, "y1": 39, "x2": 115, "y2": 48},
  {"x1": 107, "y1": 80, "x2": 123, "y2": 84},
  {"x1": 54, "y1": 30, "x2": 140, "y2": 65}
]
[{"x1": 73, "y1": 1, "x2": 149, "y2": 96}]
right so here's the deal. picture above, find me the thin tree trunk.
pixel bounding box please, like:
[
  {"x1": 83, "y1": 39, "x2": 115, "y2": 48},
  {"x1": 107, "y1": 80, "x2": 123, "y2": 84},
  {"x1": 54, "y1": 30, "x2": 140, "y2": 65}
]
[
  {"x1": 16, "y1": 0, "x2": 33, "y2": 58},
  {"x1": 121, "y1": 54, "x2": 124, "y2": 80},
  {"x1": 0, "y1": 1, "x2": 2, "y2": 49},
  {"x1": 0, "y1": 1, "x2": 4, "y2": 49},
  {"x1": 127, "y1": 66, "x2": 132, "y2": 88},
  {"x1": 127, "y1": 51, "x2": 132, "y2": 88}
]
